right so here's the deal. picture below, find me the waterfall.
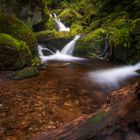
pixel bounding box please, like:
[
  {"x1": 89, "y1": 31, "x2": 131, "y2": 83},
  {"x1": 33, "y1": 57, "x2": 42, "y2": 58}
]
[
  {"x1": 38, "y1": 35, "x2": 83, "y2": 62},
  {"x1": 61, "y1": 35, "x2": 80, "y2": 55},
  {"x1": 102, "y1": 39, "x2": 109, "y2": 57},
  {"x1": 88, "y1": 63, "x2": 140, "y2": 89},
  {"x1": 50, "y1": 13, "x2": 70, "y2": 32}
]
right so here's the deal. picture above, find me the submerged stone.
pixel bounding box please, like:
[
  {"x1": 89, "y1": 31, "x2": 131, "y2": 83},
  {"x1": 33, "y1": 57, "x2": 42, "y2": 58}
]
[{"x1": 10, "y1": 67, "x2": 39, "y2": 80}]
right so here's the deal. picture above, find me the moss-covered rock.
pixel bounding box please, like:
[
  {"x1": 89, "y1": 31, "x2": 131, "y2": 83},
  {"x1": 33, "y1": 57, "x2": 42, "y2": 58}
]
[
  {"x1": 36, "y1": 30, "x2": 76, "y2": 50},
  {"x1": 102, "y1": 18, "x2": 140, "y2": 63},
  {"x1": 130, "y1": 19, "x2": 140, "y2": 35},
  {"x1": 45, "y1": 17, "x2": 56, "y2": 31},
  {"x1": 71, "y1": 22, "x2": 83, "y2": 33},
  {"x1": 10, "y1": 67, "x2": 39, "y2": 80},
  {"x1": 74, "y1": 28, "x2": 106, "y2": 57},
  {"x1": 0, "y1": 33, "x2": 32, "y2": 70},
  {"x1": 0, "y1": 11, "x2": 37, "y2": 55},
  {"x1": 86, "y1": 19, "x2": 102, "y2": 32},
  {"x1": 59, "y1": 8, "x2": 82, "y2": 26}
]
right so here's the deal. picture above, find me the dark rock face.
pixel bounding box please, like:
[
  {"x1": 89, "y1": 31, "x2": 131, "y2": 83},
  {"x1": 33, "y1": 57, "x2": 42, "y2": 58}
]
[{"x1": 0, "y1": 0, "x2": 49, "y2": 29}]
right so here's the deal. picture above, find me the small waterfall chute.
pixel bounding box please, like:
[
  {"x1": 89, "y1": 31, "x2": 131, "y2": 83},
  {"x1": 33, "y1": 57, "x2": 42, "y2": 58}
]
[
  {"x1": 50, "y1": 13, "x2": 70, "y2": 32},
  {"x1": 61, "y1": 35, "x2": 80, "y2": 55},
  {"x1": 37, "y1": 35, "x2": 83, "y2": 62}
]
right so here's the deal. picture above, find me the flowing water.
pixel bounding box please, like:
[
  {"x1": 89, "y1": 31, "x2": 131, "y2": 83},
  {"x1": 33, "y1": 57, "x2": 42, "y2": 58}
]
[
  {"x1": 50, "y1": 13, "x2": 70, "y2": 32},
  {"x1": 0, "y1": 59, "x2": 140, "y2": 139},
  {"x1": 38, "y1": 35, "x2": 83, "y2": 63},
  {"x1": 88, "y1": 62, "x2": 140, "y2": 89}
]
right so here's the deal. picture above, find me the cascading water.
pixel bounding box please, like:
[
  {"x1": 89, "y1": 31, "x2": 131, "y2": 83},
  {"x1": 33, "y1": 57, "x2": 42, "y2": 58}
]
[
  {"x1": 50, "y1": 13, "x2": 70, "y2": 32},
  {"x1": 88, "y1": 63, "x2": 140, "y2": 89},
  {"x1": 61, "y1": 35, "x2": 80, "y2": 55},
  {"x1": 102, "y1": 39, "x2": 109, "y2": 58},
  {"x1": 38, "y1": 35, "x2": 83, "y2": 62}
]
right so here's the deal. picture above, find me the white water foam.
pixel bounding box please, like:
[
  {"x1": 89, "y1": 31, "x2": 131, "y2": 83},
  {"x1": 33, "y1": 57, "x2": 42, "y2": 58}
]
[
  {"x1": 38, "y1": 35, "x2": 83, "y2": 63},
  {"x1": 50, "y1": 13, "x2": 70, "y2": 32},
  {"x1": 88, "y1": 63, "x2": 140, "y2": 88}
]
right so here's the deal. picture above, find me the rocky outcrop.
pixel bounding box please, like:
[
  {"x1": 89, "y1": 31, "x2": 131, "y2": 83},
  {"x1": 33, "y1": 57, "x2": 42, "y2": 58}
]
[
  {"x1": 74, "y1": 28, "x2": 106, "y2": 57},
  {"x1": 0, "y1": 0, "x2": 49, "y2": 31},
  {"x1": 36, "y1": 30, "x2": 76, "y2": 50},
  {"x1": 0, "y1": 11, "x2": 37, "y2": 55},
  {"x1": 0, "y1": 33, "x2": 32, "y2": 70}
]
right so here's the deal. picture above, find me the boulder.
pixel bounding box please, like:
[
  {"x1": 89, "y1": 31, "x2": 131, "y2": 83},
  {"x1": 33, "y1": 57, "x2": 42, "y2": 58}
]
[
  {"x1": 0, "y1": 11, "x2": 37, "y2": 55},
  {"x1": 36, "y1": 30, "x2": 76, "y2": 50},
  {"x1": 10, "y1": 67, "x2": 39, "y2": 80},
  {"x1": 59, "y1": 8, "x2": 82, "y2": 26},
  {"x1": 74, "y1": 28, "x2": 106, "y2": 57},
  {"x1": 0, "y1": 33, "x2": 32, "y2": 70}
]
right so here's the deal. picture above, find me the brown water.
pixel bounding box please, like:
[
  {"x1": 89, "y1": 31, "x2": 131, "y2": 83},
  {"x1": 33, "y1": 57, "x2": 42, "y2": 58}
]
[{"x1": 0, "y1": 59, "x2": 139, "y2": 140}]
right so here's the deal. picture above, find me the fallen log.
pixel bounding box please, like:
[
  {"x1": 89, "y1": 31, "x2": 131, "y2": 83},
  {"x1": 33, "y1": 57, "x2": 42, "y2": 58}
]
[{"x1": 33, "y1": 83, "x2": 140, "y2": 140}]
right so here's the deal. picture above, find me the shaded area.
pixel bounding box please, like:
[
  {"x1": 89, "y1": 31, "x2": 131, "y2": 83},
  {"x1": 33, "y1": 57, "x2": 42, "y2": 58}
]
[
  {"x1": 33, "y1": 83, "x2": 140, "y2": 140},
  {"x1": 0, "y1": 60, "x2": 113, "y2": 139}
]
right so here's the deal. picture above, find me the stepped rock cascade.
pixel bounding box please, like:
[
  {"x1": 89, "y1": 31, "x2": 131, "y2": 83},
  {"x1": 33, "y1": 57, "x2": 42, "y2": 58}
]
[
  {"x1": 38, "y1": 35, "x2": 84, "y2": 62},
  {"x1": 88, "y1": 62, "x2": 140, "y2": 88},
  {"x1": 50, "y1": 13, "x2": 70, "y2": 32}
]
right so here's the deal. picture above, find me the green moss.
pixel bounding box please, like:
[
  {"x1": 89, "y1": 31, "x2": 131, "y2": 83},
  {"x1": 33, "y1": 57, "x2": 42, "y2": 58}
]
[
  {"x1": 0, "y1": 11, "x2": 37, "y2": 55},
  {"x1": 130, "y1": 19, "x2": 140, "y2": 35},
  {"x1": 59, "y1": 8, "x2": 82, "y2": 26},
  {"x1": 0, "y1": 33, "x2": 32, "y2": 70},
  {"x1": 101, "y1": 12, "x2": 129, "y2": 28},
  {"x1": 36, "y1": 30, "x2": 76, "y2": 50},
  {"x1": 0, "y1": 33, "x2": 31, "y2": 53},
  {"x1": 108, "y1": 20, "x2": 130, "y2": 46},
  {"x1": 74, "y1": 28, "x2": 106, "y2": 57},
  {"x1": 45, "y1": 17, "x2": 56, "y2": 31},
  {"x1": 10, "y1": 67, "x2": 39, "y2": 80},
  {"x1": 31, "y1": 57, "x2": 42, "y2": 67},
  {"x1": 91, "y1": 112, "x2": 107, "y2": 123},
  {"x1": 71, "y1": 23, "x2": 83, "y2": 33},
  {"x1": 86, "y1": 19, "x2": 102, "y2": 32},
  {"x1": 83, "y1": 28, "x2": 106, "y2": 42}
]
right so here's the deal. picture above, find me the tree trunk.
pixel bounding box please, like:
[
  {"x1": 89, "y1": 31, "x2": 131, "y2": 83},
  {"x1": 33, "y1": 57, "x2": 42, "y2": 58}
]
[{"x1": 33, "y1": 83, "x2": 140, "y2": 140}]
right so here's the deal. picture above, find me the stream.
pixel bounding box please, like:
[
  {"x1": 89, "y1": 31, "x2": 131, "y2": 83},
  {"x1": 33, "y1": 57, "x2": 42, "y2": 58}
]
[{"x1": 0, "y1": 59, "x2": 140, "y2": 140}]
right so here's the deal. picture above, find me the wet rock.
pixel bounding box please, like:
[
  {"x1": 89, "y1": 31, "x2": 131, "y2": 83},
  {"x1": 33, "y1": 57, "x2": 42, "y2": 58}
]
[
  {"x1": 36, "y1": 30, "x2": 76, "y2": 50},
  {"x1": 74, "y1": 28, "x2": 106, "y2": 57},
  {"x1": 10, "y1": 67, "x2": 39, "y2": 80}
]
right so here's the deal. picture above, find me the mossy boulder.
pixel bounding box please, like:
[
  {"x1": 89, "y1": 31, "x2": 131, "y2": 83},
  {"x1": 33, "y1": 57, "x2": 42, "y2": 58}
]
[
  {"x1": 59, "y1": 9, "x2": 82, "y2": 26},
  {"x1": 71, "y1": 22, "x2": 83, "y2": 33},
  {"x1": 0, "y1": 33, "x2": 32, "y2": 70},
  {"x1": 0, "y1": 11, "x2": 37, "y2": 55},
  {"x1": 104, "y1": 19, "x2": 140, "y2": 63},
  {"x1": 45, "y1": 17, "x2": 56, "y2": 31},
  {"x1": 130, "y1": 19, "x2": 140, "y2": 35},
  {"x1": 86, "y1": 19, "x2": 102, "y2": 32},
  {"x1": 74, "y1": 28, "x2": 106, "y2": 57},
  {"x1": 36, "y1": 30, "x2": 76, "y2": 50},
  {"x1": 10, "y1": 67, "x2": 39, "y2": 80}
]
